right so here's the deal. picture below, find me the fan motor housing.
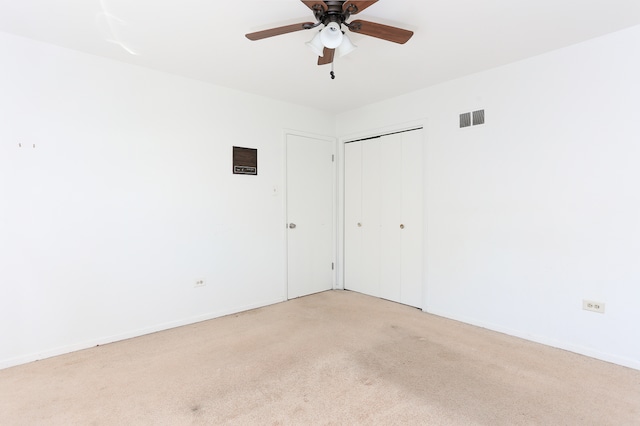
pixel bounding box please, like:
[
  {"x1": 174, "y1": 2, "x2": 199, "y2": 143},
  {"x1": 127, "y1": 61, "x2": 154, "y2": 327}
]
[{"x1": 313, "y1": 1, "x2": 352, "y2": 26}]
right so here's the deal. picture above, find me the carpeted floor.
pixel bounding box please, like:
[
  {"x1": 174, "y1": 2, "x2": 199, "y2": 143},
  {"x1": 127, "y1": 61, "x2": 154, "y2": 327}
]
[{"x1": 1, "y1": 290, "x2": 639, "y2": 425}]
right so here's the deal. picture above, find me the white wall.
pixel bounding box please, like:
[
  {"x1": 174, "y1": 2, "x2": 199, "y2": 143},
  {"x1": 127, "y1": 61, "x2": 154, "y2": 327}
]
[
  {"x1": 3, "y1": 23, "x2": 639, "y2": 372},
  {"x1": 0, "y1": 32, "x2": 334, "y2": 369},
  {"x1": 337, "y1": 25, "x2": 640, "y2": 370}
]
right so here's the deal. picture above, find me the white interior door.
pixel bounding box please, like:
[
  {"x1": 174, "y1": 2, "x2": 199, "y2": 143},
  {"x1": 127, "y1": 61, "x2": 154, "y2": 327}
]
[{"x1": 286, "y1": 134, "x2": 335, "y2": 299}]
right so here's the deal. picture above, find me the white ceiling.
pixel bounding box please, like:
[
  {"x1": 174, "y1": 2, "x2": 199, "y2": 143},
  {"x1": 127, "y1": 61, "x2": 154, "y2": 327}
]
[{"x1": 1, "y1": 0, "x2": 639, "y2": 113}]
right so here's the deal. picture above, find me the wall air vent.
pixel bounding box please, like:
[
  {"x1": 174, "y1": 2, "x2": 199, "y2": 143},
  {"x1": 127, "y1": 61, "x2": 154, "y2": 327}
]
[
  {"x1": 459, "y1": 112, "x2": 471, "y2": 128},
  {"x1": 459, "y1": 109, "x2": 486, "y2": 129}
]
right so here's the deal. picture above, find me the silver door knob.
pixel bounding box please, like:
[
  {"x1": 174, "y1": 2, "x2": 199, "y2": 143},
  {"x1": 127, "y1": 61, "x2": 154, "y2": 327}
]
[{"x1": 289, "y1": 223, "x2": 297, "y2": 229}]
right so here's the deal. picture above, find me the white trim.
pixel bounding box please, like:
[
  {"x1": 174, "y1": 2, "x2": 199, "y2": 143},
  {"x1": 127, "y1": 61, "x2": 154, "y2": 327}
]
[
  {"x1": 340, "y1": 118, "x2": 427, "y2": 143},
  {"x1": 425, "y1": 308, "x2": 640, "y2": 371},
  {"x1": 0, "y1": 297, "x2": 285, "y2": 371}
]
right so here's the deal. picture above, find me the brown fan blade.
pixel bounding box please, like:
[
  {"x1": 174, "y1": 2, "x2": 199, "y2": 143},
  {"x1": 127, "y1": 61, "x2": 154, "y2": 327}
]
[
  {"x1": 246, "y1": 22, "x2": 314, "y2": 41},
  {"x1": 317, "y1": 47, "x2": 335, "y2": 66},
  {"x1": 348, "y1": 19, "x2": 414, "y2": 44},
  {"x1": 343, "y1": 1, "x2": 378, "y2": 14},
  {"x1": 301, "y1": 1, "x2": 327, "y2": 12}
]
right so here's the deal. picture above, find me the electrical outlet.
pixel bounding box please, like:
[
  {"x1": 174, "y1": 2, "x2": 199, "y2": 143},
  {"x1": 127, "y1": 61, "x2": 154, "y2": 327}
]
[
  {"x1": 194, "y1": 279, "x2": 206, "y2": 288},
  {"x1": 583, "y1": 299, "x2": 605, "y2": 313}
]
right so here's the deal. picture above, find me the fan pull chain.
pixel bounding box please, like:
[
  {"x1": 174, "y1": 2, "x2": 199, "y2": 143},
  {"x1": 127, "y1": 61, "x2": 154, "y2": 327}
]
[{"x1": 330, "y1": 61, "x2": 335, "y2": 80}]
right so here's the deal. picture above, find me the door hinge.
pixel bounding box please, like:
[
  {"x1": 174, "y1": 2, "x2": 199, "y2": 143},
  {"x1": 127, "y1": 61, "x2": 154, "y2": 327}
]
[
  {"x1": 332, "y1": 262, "x2": 334, "y2": 270},
  {"x1": 332, "y1": 154, "x2": 335, "y2": 162}
]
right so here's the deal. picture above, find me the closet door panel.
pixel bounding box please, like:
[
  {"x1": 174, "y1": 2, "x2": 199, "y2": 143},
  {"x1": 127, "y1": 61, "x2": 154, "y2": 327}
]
[
  {"x1": 360, "y1": 139, "x2": 382, "y2": 298},
  {"x1": 379, "y1": 134, "x2": 402, "y2": 303},
  {"x1": 400, "y1": 130, "x2": 424, "y2": 307},
  {"x1": 344, "y1": 142, "x2": 364, "y2": 293}
]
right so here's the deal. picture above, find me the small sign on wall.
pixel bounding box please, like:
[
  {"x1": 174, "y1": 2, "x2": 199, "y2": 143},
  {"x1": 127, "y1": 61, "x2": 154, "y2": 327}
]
[{"x1": 233, "y1": 146, "x2": 257, "y2": 175}]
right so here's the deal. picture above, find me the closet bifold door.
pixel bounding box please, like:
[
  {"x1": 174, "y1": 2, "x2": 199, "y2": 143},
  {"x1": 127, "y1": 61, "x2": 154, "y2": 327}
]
[
  {"x1": 344, "y1": 141, "x2": 364, "y2": 294},
  {"x1": 379, "y1": 133, "x2": 403, "y2": 303},
  {"x1": 344, "y1": 137, "x2": 383, "y2": 299},
  {"x1": 360, "y1": 138, "x2": 383, "y2": 298},
  {"x1": 343, "y1": 128, "x2": 423, "y2": 308},
  {"x1": 399, "y1": 130, "x2": 423, "y2": 308}
]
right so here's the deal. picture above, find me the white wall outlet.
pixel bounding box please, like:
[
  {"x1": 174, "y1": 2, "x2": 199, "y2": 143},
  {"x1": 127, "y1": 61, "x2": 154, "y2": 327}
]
[
  {"x1": 194, "y1": 278, "x2": 206, "y2": 288},
  {"x1": 583, "y1": 299, "x2": 605, "y2": 313}
]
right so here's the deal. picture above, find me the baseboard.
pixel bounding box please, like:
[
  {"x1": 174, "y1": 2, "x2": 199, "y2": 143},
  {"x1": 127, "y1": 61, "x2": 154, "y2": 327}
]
[
  {"x1": 423, "y1": 308, "x2": 640, "y2": 371},
  {"x1": 6, "y1": 298, "x2": 636, "y2": 372},
  {"x1": 0, "y1": 297, "x2": 285, "y2": 370}
]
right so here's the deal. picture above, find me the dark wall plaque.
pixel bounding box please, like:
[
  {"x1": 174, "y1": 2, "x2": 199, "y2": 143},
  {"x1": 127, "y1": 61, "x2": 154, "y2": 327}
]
[{"x1": 233, "y1": 146, "x2": 257, "y2": 175}]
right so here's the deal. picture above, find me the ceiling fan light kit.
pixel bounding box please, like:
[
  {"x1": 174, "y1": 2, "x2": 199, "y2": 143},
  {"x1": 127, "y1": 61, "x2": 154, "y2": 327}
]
[
  {"x1": 336, "y1": 32, "x2": 357, "y2": 57},
  {"x1": 319, "y1": 22, "x2": 343, "y2": 48},
  {"x1": 246, "y1": 0, "x2": 413, "y2": 79},
  {"x1": 306, "y1": 31, "x2": 325, "y2": 56}
]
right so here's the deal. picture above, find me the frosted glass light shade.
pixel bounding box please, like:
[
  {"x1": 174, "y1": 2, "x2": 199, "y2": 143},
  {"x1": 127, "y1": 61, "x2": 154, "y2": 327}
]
[
  {"x1": 320, "y1": 22, "x2": 343, "y2": 49},
  {"x1": 306, "y1": 32, "x2": 324, "y2": 56},
  {"x1": 337, "y1": 33, "x2": 357, "y2": 57}
]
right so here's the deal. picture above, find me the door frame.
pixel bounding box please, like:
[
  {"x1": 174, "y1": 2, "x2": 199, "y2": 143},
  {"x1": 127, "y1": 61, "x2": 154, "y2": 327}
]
[
  {"x1": 337, "y1": 119, "x2": 428, "y2": 304},
  {"x1": 283, "y1": 129, "x2": 338, "y2": 300}
]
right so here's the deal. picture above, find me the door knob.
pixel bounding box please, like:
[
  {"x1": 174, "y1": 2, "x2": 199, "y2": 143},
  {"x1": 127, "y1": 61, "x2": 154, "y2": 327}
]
[
  {"x1": 357, "y1": 223, "x2": 362, "y2": 227},
  {"x1": 400, "y1": 224, "x2": 405, "y2": 229},
  {"x1": 289, "y1": 223, "x2": 297, "y2": 229}
]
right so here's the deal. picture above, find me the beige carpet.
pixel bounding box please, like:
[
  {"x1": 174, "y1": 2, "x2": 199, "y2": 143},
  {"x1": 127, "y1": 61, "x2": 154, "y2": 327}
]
[{"x1": 1, "y1": 290, "x2": 639, "y2": 425}]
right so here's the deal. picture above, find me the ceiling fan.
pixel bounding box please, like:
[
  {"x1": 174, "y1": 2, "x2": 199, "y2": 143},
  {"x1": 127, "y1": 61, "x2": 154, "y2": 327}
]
[{"x1": 246, "y1": 1, "x2": 414, "y2": 76}]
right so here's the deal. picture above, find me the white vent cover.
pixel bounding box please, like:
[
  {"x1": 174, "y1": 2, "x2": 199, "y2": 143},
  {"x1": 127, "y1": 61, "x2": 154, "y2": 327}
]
[
  {"x1": 459, "y1": 109, "x2": 485, "y2": 128},
  {"x1": 473, "y1": 110, "x2": 485, "y2": 125},
  {"x1": 459, "y1": 112, "x2": 471, "y2": 128}
]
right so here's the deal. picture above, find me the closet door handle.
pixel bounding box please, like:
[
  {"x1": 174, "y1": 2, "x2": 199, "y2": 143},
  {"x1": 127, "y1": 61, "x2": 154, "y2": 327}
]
[
  {"x1": 289, "y1": 223, "x2": 297, "y2": 229},
  {"x1": 357, "y1": 223, "x2": 362, "y2": 227},
  {"x1": 400, "y1": 224, "x2": 405, "y2": 229}
]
